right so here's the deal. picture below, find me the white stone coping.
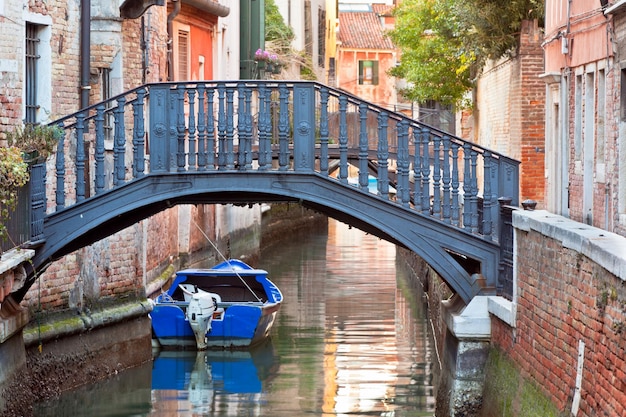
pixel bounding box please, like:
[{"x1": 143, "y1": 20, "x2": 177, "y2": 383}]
[
  {"x1": 0, "y1": 248, "x2": 35, "y2": 276},
  {"x1": 443, "y1": 295, "x2": 491, "y2": 339},
  {"x1": 513, "y1": 210, "x2": 626, "y2": 282},
  {"x1": 487, "y1": 296, "x2": 516, "y2": 327}
]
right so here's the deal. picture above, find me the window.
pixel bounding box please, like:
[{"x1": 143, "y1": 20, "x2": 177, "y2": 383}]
[
  {"x1": 620, "y1": 69, "x2": 626, "y2": 220},
  {"x1": 173, "y1": 23, "x2": 190, "y2": 81},
  {"x1": 358, "y1": 60, "x2": 379, "y2": 85},
  {"x1": 318, "y1": 8, "x2": 326, "y2": 67},
  {"x1": 25, "y1": 23, "x2": 40, "y2": 124},
  {"x1": 418, "y1": 100, "x2": 455, "y2": 135},
  {"x1": 574, "y1": 74, "x2": 582, "y2": 160},
  {"x1": 621, "y1": 68, "x2": 626, "y2": 122},
  {"x1": 101, "y1": 68, "x2": 114, "y2": 143}
]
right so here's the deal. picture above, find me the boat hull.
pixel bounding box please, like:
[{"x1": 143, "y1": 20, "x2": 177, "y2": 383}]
[
  {"x1": 150, "y1": 260, "x2": 282, "y2": 350},
  {"x1": 151, "y1": 302, "x2": 280, "y2": 349}
]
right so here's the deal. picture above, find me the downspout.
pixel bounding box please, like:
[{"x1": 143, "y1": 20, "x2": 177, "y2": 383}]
[
  {"x1": 80, "y1": 0, "x2": 91, "y2": 110},
  {"x1": 167, "y1": 0, "x2": 181, "y2": 81}
]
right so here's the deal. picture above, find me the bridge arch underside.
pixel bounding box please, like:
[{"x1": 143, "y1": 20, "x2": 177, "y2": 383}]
[{"x1": 22, "y1": 172, "x2": 501, "y2": 304}]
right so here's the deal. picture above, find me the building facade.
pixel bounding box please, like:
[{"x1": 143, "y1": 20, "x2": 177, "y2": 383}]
[
  {"x1": 336, "y1": 2, "x2": 398, "y2": 110},
  {"x1": 0, "y1": 0, "x2": 259, "y2": 314},
  {"x1": 542, "y1": 0, "x2": 625, "y2": 236}
]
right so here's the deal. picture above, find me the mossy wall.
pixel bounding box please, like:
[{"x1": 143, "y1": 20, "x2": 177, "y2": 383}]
[{"x1": 480, "y1": 348, "x2": 563, "y2": 417}]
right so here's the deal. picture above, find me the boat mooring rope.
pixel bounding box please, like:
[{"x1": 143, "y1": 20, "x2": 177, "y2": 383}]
[{"x1": 192, "y1": 219, "x2": 263, "y2": 303}]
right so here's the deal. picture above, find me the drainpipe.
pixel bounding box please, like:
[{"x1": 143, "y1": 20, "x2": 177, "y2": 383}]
[
  {"x1": 167, "y1": 0, "x2": 181, "y2": 81},
  {"x1": 80, "y1": 0, "x2": 91, "y2": 110}
]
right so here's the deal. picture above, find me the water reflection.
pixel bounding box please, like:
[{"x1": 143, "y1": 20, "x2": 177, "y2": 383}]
[
  {"x1": 33, "y1": 219, "x2": 436, "y2": 417},
  {"x1": 150, "y1": 341, "x2": 278, "y2": 415}
]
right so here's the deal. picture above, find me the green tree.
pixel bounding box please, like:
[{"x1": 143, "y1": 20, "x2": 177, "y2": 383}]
[
  {"x1": 265, "y1": 0, "x2": 294, "y2": 54},
  {"x1": 387, "y1": 0, "x2": 543, "y2": 107}
]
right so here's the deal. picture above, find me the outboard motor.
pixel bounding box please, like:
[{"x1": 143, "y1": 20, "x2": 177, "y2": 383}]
[{"x1": 187, "y1": 291, "x2": 217, "y2": 350}]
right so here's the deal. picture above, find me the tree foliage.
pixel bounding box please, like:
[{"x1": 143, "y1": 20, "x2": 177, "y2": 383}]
[
  {"x1": 387, "y1": 0, "x2": 543, "y2": 107},
  {"x1": 265, "y1": 0, "x2": 294, "y2": 54}
]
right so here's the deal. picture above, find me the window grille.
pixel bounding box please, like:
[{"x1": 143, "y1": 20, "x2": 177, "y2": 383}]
[{"x1": 25, "y1": 23, "x2": 40, "y2": 124}]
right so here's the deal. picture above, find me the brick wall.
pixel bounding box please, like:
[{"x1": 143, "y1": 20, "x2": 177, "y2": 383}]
[
  {"x1": 492, "y1": 211, "x2": 626, "y2": 416},
  {"x1": 475, "y1": 20, "x2": 545, "y2": 207},
  {"x1": 518, "y1": 20, "x2": 546, "y2": 206}
]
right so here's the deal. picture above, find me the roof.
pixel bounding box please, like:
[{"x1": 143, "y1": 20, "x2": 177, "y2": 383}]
[
  {"x1": 371, "y1": 3, "x2": 394, "y2": 16},
  {"x1": 338, "y1": 10, "x2": 394, "y2": 50}
]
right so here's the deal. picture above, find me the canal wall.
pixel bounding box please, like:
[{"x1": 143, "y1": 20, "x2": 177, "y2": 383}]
[
  {"x1": 489, "y1": 210, "x2": 626, "y2": 417},
  {"x1": 404, "y1": 209, "x2": 626, "y2": 417}
]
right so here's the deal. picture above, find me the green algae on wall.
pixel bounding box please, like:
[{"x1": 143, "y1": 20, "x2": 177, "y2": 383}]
[{"x1": 481, "y1": 348, "x2": 565, "y2": 417}]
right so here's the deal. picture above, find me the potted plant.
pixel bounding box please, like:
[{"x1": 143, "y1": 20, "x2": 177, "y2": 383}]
[
  {"x1": 5, "y1": 123, "x2": 63, "y2": 163},
  {"x1": 0, "y1": 146, "x2": 30, "y2": 244}
]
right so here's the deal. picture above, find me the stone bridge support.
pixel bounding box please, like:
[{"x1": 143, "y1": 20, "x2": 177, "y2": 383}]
[{"x1": 0, "y1": 249, "x2": 33, "y2": 402}]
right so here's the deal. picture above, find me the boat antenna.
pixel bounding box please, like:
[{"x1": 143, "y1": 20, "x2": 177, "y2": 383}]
[{"x1": 192, "y1": 219, "x2": 263, "y2": 303}]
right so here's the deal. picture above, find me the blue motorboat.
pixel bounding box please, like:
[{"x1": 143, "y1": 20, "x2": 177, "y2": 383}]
[{"x1": 150, "y1": 259, "x2": 283, "y2": 349}]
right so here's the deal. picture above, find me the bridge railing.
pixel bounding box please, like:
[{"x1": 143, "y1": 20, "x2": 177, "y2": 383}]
[{"x1": 44, "y1": 80, "x2": 519, "y2": 244}]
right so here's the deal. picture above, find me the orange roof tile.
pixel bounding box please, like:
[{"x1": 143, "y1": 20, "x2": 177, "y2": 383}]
[{"x1": 339, "y1": 10, "x2": 394, "y2": 50}]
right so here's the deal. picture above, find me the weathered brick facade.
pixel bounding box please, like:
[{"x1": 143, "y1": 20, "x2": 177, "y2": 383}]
[
  {"x1": 492, "y1": 213, "x2": 626, "y2": 416},
  {"x1": 0, "y1": 1, "x2": 237, "y2": 314},
  {"x1": 475, "y1": 20, "x2": 545, "y2": 207}
]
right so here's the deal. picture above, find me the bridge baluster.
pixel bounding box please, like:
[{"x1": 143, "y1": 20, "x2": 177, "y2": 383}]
[
  {"x1": 225, "y1": 88, "x2": 235, "y2": 170},
  {"x1": 377, "y1": 112, "x2": 389, "y2": 199},
  {"x1": 432, "y1": 135, "x2": 441, "y2": 218},
  {"x1": 397, "y1": 120, "x2": 410, "y2": 208},
  {"x1": 358, "y1": 103, "x2": 369, "y2": 192},
  {"x1": 114, "y1": 97, "x2": 127, "y2": 184},
  {"x1": 95, "y1": 105, "x2": 106, "y2": 193},
  {"x1": 442, "y1": 135, "x2": 451, "y2": 224},
  {"x1": 187, "y1": 88, "x2": 197, "y2": 171},
  {"x1": 29, "y1": 160, "x2": 45, "y2": 243},
  {"x1": 412, "y1": 127, "x2": 422, "y2": 211},
  {"x1": 217, "y1": 84, "x2": 226, "y2": 169},
  {"x1": 451, "y1": 142, "x2": 460, "y2": 227},
  {"x1": 197, "y1": 85, "x2": 207, "y2": 171},
  {"x1": 237, "y1": 84, "x2": 247, "y2": 170},
  {"x1": 55, "y1": 122, "x2": 66, "y2": 210},
  {"x1": 244, "y1": 89, "x2": 253, "y2": 170},
  {"x1": 75, "y1": 113, "x2": 86, "y2": 201},
  {"x1": 133, "y1": 88, "x2": 146, "y2": 178},
  {"x1": 206, "y1": 86, "x2": 216, "y2": 170},
  {"x1": 338, "y1": 95, "x2": 348, "y2": 184},
  {"x1": 420, "y1": 127, "x2": 430, "y2": 213},
  {"x1": 278, "y1": 83, "x2": 290, "y2": 171},
  {"x1": 176, "y1": 86, "x2": 186, "y2": 172},
  {"x1": 258, "y1": 84, "x2": 270, "y2": 170},
  {"x1": 470, "y1": 149, "x2": 479, "y2": 234},
  {"x1": 482, "y1": 151, "x2": 493, "y2": 241},
  {"x1": 319, "y1": 87, "x2": 329, "y2": 176},
  {"x1": 462, "y1": 143, "x2": 472, "y2": 230}
]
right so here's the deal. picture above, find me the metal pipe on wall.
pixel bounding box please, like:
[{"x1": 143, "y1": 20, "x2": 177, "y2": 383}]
[{"x1": 80, "y1": 0, "x2": 91, "y2": 110}]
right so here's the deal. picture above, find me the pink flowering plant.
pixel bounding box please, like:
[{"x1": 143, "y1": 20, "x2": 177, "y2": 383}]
[{"x1": 254, "y1": 49, "x2": 279, "y2": 63}]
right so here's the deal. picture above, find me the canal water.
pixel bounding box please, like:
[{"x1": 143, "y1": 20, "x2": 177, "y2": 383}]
[{"x1": 33, "y1": 219, "x2": 437, "y2": 416}]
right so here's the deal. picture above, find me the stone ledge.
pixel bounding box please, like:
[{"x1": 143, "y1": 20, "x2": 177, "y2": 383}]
[
  {"x1": 0, "y1": 248, "x2": 35, "y2": 276},
  {"x1": 513, "y1": 210, "x2": 626, "y2": 282},
  {"x1": 442, "y1": 295, "x2": 491, "y2": 340},
  {"x1": 487, "y1": 296, "x2": 516, "y2": 327}
]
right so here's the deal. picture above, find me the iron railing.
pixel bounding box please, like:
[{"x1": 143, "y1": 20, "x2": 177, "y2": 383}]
[{"x1": 44, "y1": 81, "x2": 519, "y2": 241}]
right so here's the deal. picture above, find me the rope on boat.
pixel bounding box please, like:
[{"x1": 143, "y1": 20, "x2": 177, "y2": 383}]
[{"x1": 192, "y1": 219, "x2": 263, "y2": 303}]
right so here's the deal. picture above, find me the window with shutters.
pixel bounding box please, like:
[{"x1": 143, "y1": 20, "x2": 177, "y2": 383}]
[{"x1": 173, "y1": 23, "x2": 191, "y2": 81}]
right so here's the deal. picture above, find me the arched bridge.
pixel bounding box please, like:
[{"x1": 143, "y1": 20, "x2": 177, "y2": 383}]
[{"x1": 15, "y1": 81, "x2": 519, "y2": 304}]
